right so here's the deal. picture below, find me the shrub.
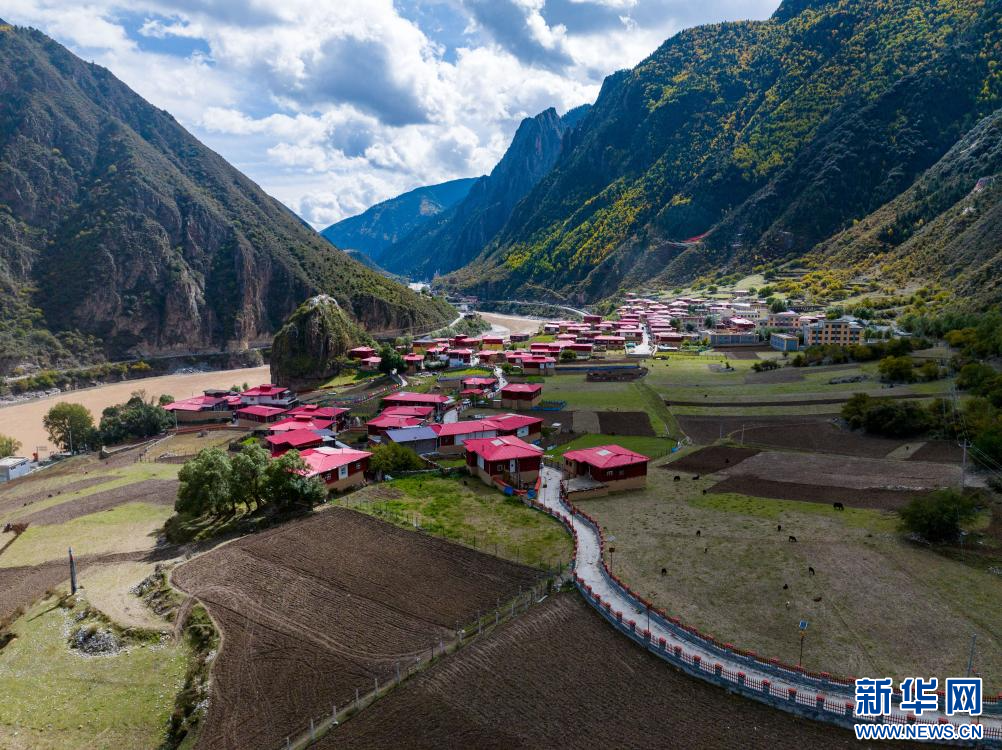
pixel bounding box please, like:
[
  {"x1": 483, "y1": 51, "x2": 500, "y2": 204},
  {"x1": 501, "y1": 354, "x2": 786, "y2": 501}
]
[{"x1": 899, "y1": 489, "x2": 981, "y2": 543}]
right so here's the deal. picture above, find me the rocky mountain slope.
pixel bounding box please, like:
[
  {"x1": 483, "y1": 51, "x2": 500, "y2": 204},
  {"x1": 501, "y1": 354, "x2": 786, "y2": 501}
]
[
  {"x1": 0, "y1": 21, "x2": 453, "y2": 375},
  {"x1": 380, "y1": 105, "x2": 589, "y2": 279},
  {"x1": 442, "y1": 0, "x2": 1001, "y2": 305},
  {"x1": 320, "y1": 178, "x2": 477, "y2": 262}
]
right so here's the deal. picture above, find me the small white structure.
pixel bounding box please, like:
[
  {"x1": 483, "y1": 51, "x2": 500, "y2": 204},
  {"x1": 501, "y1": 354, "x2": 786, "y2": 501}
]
[{"x1": 0, "y1": 456, "x2": 32, "y2": 482}]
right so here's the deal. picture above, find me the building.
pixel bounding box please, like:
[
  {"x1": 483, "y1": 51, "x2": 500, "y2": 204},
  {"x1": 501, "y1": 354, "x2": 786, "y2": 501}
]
[
  {"x1": 359, "y1": 356, "x2": 382, "y2": 372},
  {"x1": 482, "y1": 336, "x2": 505, "y2": 350},
  {"x1": 485, "y1": 413, "x2": 544, "y2": 443},
  {"x1": 299, "y1": 447, "x2": 372, "y2": 492},
  {"x1": 267, "y1": 415, "x2": 335, "y2": 434},
  {"x1": 464, "y1": 436, "x2": 543, "y2": 488},
  {"x1": 461, "y1": 376, "x2": 497, "y2": 392},
  {"x1": 803, "y1": 317, "x2": 864, "y2": 346},
  {"x1": 235, "y1": 405, "x2": 288, "y2": 429},
  {"x1": 520, "y1": 356, "x2": 556, "y2": 376},
  {"x1": 509, "y1": 332, "x2": 531, "y2": 343},
  {"x1": 402, "y1": 354, "x2": 425, "y2": 374},
  {"x1": 349, "y1": 346, "x2": 377, "y2": 360},
  {"x1": 381, "y1": 391, "x2": 452, "y2": 417},
  {"x1": 367, "y1": 413, "x2": 425, "y2": 439},
  {"x1": 0, "y1": 456, "x2": 31, "y2": 482},
  {"x1": 701, "y1": 329, "x2": 760, "y2": 347},
  {"x1": 411, "y1": 338, "x2": 436, "y2": 353},
  {"x1": 446, "y1": 348, "x2": 475, "y2": 367},
  {"x1": 265, "y1": 429, "x2": 328, "y2": 457},
  {"x1": 767, "y1": 310, "x2": 800, "y2": 329},
  {"x1": 162, "y1": 392, "x2": 238, "y2": 424},
  {"x1": 384, "y1": 426, "x2": 439, "y2": 456},
  {"x1": 432, "y1": 419, "x2": 500, "y2": 455},
  {"x1": 562, "y1": 444, "x2": 650, "y2": 497},
  {"x1": 381, "y1": 405, "x2": 436, "y2": 420},
  {"x1": 240, "y1": 384, "x2": 297, "y2": 408},
  {"x1": 500, "y1": 383, "x2": 543, "y2": 409},
  {"x1": 286, "y1": 404, "x2": 351, "y2": 431},
  {"x1": 770, "y1": 332, "x2": 800, "y2": 352}
]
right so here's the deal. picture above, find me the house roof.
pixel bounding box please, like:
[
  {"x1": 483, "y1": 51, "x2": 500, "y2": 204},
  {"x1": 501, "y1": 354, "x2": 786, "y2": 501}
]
[
  {"x1": 236, "y1": 405, "x2": 288, "y2": 418},
  {"x1": 381, "y1": 406, "x2": 435, "y2": 418},
  {"x1": 432, "y1": 420, "x2": 498, "y2": 437},
  {"x1": 241, "y1": 384, "x2": 291, "y2": 397},
  {"x1": 461, "y1": 376, "x2": 497, "y2": 386},
  {"x1": 349, "y1": 346, "x2": 376, "y2": 354},
  {"x1": 162, "y1": 394, "x2": 226, "y2": 412},
  {"x1": 485, "y1": 413, "x2": 543, "y2": 431},
  {"x1": 368, "y1": 414, "x2": 424, "y2": 429},
  {"x1": 267, "y1": 417, "x2": 335, "y2": 433},
  {"x1": 501, "y1": 383, "x2": 543, "y2": 394},
  {"x1": 384, "y1": 426, "x2": 438, "y2": 443},
  {"x1": 287, "y1": 405, "x2": 348, "y2": 419},
  {"x1": 383, "y1": 391, "x2": 451, "y2": 405},
  {"x1": 563, "y1": 444, "x2": 649, "y2": 469},
  {"x1": 300, "y1": 447, "x2": 372, "y2": 476},
  {"x1": 464, "y1": 436, "x2": 543, "y2": 461},
  {"x1": 265, "y1": 429, "x2": 326, "y2": 448},
  {"x1": 360, "y1": 356, "x2": 382, "y2": 365},
  {"x1": 402, "y1": 354, "x2": 424, "y2": 361}
]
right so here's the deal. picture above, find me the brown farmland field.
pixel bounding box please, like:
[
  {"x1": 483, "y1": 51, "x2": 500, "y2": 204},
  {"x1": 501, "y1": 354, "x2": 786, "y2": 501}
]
[
  {"x1": 597, "y1": 410, "x2": 655, "y2": 436},
  {"x1": 172, "y1": 507, "x2": 542, "y2": 750},
  {"x1": 321, "y1": 594, "x2": 888, "y2": 750},
  {"x1": 667, "y1": 446, "x2": 760, "y2": 474}
]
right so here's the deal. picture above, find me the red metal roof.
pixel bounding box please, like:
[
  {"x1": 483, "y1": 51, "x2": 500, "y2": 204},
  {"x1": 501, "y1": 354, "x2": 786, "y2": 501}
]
[
  {"x1": 484, "y1": 413, "x2": 543, "y2": 431},
  {"x1": 382, "y1": 391, "x2": 451, "y2": 405},
  {"x1": 431, "y1": 420, "x2": 498, "y2": 437},
  {"x1": 461, "y1": 376, "x2": 497, "y2": 387},
  {"x1": 267, "y1": 417, "x2": 334, "y2": 433},
  {"x1": 236, "y1": 405, "x2": 288, "y2": 418},
  {"x1": 367, "y1": 414, "x2": 424, "y2": 429},
  {"x1": 162, "y1": 395, "x2": 226, "y2": 412},
  {"x1": 300, "y1": 447, "x2": 372, "y2": 476},
  {"x1": 381, "y1": 406, "x2": 435, "y2": 418},
  {"x1": 265, "y1": 429, "x2": 325, "y2": 448},
  {"x1": 464, "y1": 436, "x2": 543, "y2": 461},
  {"x1": 241, "y1": 384, "x2": 292, "y2": 397},
  {"x1": 563, "y1": 444, "x2": 650, "y2": 469},
  {"x1": 287, "y1": 405, "x2": 348, "y2": 419},
  {"x1": 500, "y1": 383, "x2": 543, "y2": 394}
]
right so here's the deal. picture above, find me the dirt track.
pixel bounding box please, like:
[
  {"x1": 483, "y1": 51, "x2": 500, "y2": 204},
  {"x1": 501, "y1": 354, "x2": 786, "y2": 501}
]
[
  {"x1": 172, "y1": 508, "x2": 541, "y2": 750},
  {"x1": 709, "y1": 476, "x2": 921, "y2": 509},
  {"x1": 15, "y1": 479, "x2": 177, "y2": 526},
  {"x1": 321, "y1": 594, "x2": 889, "y2": 750}
]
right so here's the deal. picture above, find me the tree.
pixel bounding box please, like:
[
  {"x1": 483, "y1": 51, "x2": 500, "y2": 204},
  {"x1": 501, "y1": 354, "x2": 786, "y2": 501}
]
[
  {"x1": 176, "y1": 448, "x2": 233, "y2": 516},
  {"x1": 0, "y1": 434, "x2": 21, "y2": 458},
  {"x1": 43, "y1": 402, "x2": 96, "y2": 453},
  {"x1": 841, "y1": 393, "x2": 873, "y2": 429},
  {"x1": 877, "y1": 355, "x2": 915, "y2": 383},
  {"x1": 261, "y1": 450, "x2": 326, "y2": 508},
  {"x1": 370, "y1": 442, "x2": 424, "y2": 475},
  {"x1": 98, "y1": 393, "x2": 172, "y2": 445},
  {"x1": 378, "y1": 345, "x2": 405, "y2": 375},
  {"x1": 158, "y1": 394, "x2": 175, "y2": 406},
  {"x1": 229, "y1": 443, "x2": 269, "y2": 510},
  {"x1": 973, "y1": 428, "x2": 1002, "y2": 469},
  {"x1": 899, "y1": 489, "x2": 980, "y2": 543},
  {"x1": 559, "y1": 348, "x2": 578, "y2": 362}
]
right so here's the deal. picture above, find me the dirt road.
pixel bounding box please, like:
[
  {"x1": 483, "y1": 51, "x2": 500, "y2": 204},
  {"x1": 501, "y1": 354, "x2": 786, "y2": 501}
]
[{"x1": 0, "y1": 365, "x2": 270, "y2": 455}]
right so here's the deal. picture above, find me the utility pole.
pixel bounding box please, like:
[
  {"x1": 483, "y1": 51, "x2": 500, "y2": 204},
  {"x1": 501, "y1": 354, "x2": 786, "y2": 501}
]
[
  {"x1": 960, "y1": 440, "x2": 969, "y2": 489},
  {"x1": 69, "y1": 547, "x2": 77, "y2": 594},
  {"x1": 967, "y1": 633, "x2": 977, "y2": 677}
]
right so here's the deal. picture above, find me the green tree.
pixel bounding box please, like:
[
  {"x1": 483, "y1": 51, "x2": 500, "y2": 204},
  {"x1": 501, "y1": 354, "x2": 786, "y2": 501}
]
[
  {"x1": 158, "y1": 394, "x2": 175, "y2": 406},
  {"x1": 261, "y1": 450, "x2": 326, "y2": 509},
  {"x1": 369, "y1": 442, "x2": 424, "y2": 475},
  {"x1": 176, "y1": 448, "x2": 233, "y2": 516},
  {"x1": 98, "y1": 393, "x2": 172, "y2": 445},
  {"x1": 0, "y1": 434, "x2": 21, "y2": 458},
  {"x1": 878, "y1": 355, "x2": 915, "y2": 383},
  {"x1": 378, "y1": 345, "x2": 406, "y2": 375},
  {"x1": 973, "y1": 428, "x2": 1002, "y2": 469},
  {"x1": 559, "y1": 348, "x2": 578, "y2": 362},
  {"x1": 229, "y1": 443, "x2": 269, "y2": 510},
  {"x1": 42, "y1": 402, "x2": 96, "y2": 453},
  {"x1": 899, "y1": 489, "x2": 981, "y2": 543}
]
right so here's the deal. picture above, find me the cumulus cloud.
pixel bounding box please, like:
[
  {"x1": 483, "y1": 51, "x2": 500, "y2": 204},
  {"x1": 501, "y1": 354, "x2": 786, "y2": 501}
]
[{"x1": 3, "y1": 0, "x2": 779, "y2": 228}]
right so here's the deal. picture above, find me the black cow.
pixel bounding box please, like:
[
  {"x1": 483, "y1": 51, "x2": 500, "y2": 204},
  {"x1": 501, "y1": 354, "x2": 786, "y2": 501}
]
[
  {"x1": 808, "y1": 566, "x2": 815, "y2": 576},
  {"x1": 788, "y1": 535, "x2": 798, "y2": 543},
  {"x1": 833, "y1": 502, "x2": 845, "y2": 511}
]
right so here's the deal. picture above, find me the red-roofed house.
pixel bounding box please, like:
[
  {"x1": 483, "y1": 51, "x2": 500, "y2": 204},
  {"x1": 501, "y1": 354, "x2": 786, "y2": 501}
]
[
  {"x1": 267, "y1": 415, "x2": 335, "y2": 434},
  {"x1": 235, "y1": 405, "x2": 288, "y2": 428},
  {"x1": 367, "y1": 414, "x2": 425, "y2": 439},
  {"x1": 349, "y1": 346, "x2": 377, "y2": 360},
  {"x1": 240, "y1": 384, "x2": 297, "y2": 408},
  {"x1": 287, "y1": 404, "x2": 350, "y2": 431},
  {"x1": 300, "y1": 447, "x2": 372, "y2": 492},
  {"x1": 162, "y1": 393, "x2": 235, "y2": 424},
  {"x1": 359, "y1": 356, "x2": 382, "y2": 372},
  {"x1": 265, "y1": 429, "x2": 328, "y2": 457},
  {"x1": 520, "y1": 356, "x2": 556, "y2": 376},
  {"x1": 500, "y1": 383, "x2": 543, "y2": 408},
  {"x1": 446, "y1": 348, "x2": 475, "y2": 367},
  {"x1": 402, "y1": 353, "x2": 425, "y2": 374},
  {"x1": 482, "y1": 336, "x2": 504, "y2": 350},
  {"x1": 431, "y1": 420, "x2": 499, "y2": 455},
  {"x1": 484, "y1": 413, "x2": 543, "y2": 443},
  {"x1": 464, "y1": 436, "x2": 543, "y2": 488},
  {"x1": 381, "y1": 391, "x2": 452, "y2": 416},
  {"x1": 381, "y1": 405, "x2": 435, "y2": 420},
  {"x1": 461, "y1": 376, "x2": 497, "y2": 391},
  {"x1": 562, "y1": 444, "x2": 650, "y2": 495}
]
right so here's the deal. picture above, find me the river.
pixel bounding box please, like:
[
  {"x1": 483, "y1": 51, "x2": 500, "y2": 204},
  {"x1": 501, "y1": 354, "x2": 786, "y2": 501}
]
[{"x1": 0, "y1": 365, "x2": 271, "y2": 456}]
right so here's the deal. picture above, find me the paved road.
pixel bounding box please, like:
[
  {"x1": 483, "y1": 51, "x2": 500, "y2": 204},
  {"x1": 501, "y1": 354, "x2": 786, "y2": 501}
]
[{"x1": 536, "y1": 466, "x2": 998, "y2": 734}]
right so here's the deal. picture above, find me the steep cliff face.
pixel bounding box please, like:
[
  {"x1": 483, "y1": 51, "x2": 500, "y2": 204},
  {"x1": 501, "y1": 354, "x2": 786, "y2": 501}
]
[
  {"x1": 442, "y1": 0, "x2": 1000, "y2": 304},
  {"x1": 380, "y1": 106, "x2": 589, "y2": 278},
  {"x1": 0, "y1": 21, "x2": 454, "y2": 374},
  {"x1": 320, "y1": 178, "x2": 477, "y2": 263},
  {"x1": 269, "y1": 295, "x2": 371, "y2": 388}
]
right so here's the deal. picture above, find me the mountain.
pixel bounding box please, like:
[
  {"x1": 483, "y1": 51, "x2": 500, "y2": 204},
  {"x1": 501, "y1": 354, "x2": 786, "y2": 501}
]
[
  {"x1": 443, "y1": 0, "x2": 1001, "y2": 304},
  {"x1": 814, "y1": 108, "x2": 1002, "y2": 303},
  {"x1": 269, "y1": 294, "x2": 371, "y2": 388},
  {"x1": 0, "y1": 21, "x2": 454, "y2": 375},
  {"x1": 379, "y1": 105, "x2": 590, "y2": 279},
  {"x1": 319, "y1": 177, "x2": 477, "y2": 262}
]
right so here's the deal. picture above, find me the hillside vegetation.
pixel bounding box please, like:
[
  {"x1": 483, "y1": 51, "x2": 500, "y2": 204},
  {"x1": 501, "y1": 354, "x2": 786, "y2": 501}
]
[
  {"x1": 0, "y1": 21, "x2": 453, "y2": 375},
  {"x1": 443, "y1": 0, "x2": 1001, "y2": 305}
]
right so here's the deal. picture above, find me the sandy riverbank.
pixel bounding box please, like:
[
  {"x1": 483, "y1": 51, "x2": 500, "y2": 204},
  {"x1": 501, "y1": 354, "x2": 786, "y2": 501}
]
[
  {"x1": 476, "y1": 311, "x2": 543, "y2": 336},
  {"x1": 0, "y1": 365, "x2": 271, "y2": 456}
]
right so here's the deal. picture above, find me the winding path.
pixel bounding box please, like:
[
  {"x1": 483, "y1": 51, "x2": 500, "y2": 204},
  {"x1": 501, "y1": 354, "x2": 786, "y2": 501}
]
[{"x1": 535, "y1": 466, "x2": 1001, "y2": 740}]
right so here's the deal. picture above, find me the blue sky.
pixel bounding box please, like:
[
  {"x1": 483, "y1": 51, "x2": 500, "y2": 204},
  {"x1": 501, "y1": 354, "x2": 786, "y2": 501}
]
[{"x1": 5, "y1": 0, "x2": 779, "y2": 227}]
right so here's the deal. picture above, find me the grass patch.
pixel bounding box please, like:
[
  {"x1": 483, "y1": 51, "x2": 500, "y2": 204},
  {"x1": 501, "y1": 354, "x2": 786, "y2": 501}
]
[
  {"x1": 0, "y1": 595, "x2": 188, "y2": 750},
  {"x1": 691, "y1": 492, "x2": 899, "y2": 532},
  {"x1": 545, "y1": 433, "x2": 675, "y2": 460},
  {"x1": 0, "y1": 502, "x2": 173, "y2": 568},
  {"x1": 341, "y1": 476, "x2": 572, "y2": 569},
  {"x1": 319, "y1": 371, "x2": 381, "y2": 389}
]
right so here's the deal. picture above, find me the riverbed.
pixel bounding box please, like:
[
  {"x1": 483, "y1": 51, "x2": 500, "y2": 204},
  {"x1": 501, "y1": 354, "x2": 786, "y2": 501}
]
[
  {"x1": 476, "y1": 311, "x2": 543, "y2": 336},
  {"x1": 0, "y1": 365, "x2": 271, "y2": 456}
]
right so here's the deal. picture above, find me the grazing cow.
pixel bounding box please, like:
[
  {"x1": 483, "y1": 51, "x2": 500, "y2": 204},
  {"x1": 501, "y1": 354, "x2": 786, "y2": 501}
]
[
  {"x1": 704, "y1": 547, "x2": 708, "y2": 554},
  {"x1": 813, "y1": 596, "x2": 823, "y2": 603},
  {"x1": 702, "y1": 489, "x2": 707, "y2": 495},
  {"x1": 777, "y1": 524, "x2": 782, "y2": 532},
  {"x1": 808, "y1": 566, "x2": 815, "y2": 576},
  {"x1": 782, "y1": 584, "x2": 789, "y2": 590},
  {"x1": 833, "y1": 502, "x2": 845, "y2": 511},
  {"x1": 674, "y1": 475, "x2": 681, "y2": 482},
  {"x1": 2, "y1": 522, "x2": 28, "y2": 535},
  {"x1": 695, "y1": 529, "x2": 701, "y2": 537},
  {"x1": 661, "y1": 568, "x2": 667, "y2": 577},
  {"x1": 693, "y1": 474, "x2": 700, "y2": 480},
  {"x1": 724, "y1": 457, "x2": 730, "y2": 464},
  {"x1": 785, "y1": 601, "x2": 791, "y2": 609},
  {"x1": 788, "y1": 535, "x2": 798, "y2": 543}
]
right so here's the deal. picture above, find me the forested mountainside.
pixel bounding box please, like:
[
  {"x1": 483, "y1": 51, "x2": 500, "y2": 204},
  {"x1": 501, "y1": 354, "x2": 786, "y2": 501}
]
[
  {"x1": 320, "y1": 177, "x2": 477, "y2": 262},
  {"x1": 0, "y1": 21, "x2": 453, "y2": 374},
  {"x1": 813, "y1": 108, "x2": 1002, "y2": 304},
  {"x1": 442, "y1": 0, "x2": 1002, "y2": 305},
  {"x1": 379, "y1": 105, "x2": 590, "y2": 279}
]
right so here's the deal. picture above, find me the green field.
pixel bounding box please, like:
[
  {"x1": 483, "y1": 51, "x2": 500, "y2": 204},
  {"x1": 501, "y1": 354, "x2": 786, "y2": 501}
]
[
  {"x1": 544, "y1": 433, "x2": 676, "y2": 460},
  {"x1": 0, "y1": 596, "x2": 188, "y2": 750},
  {"x1": 338, "y1": 476, "x2": 572, "y2": 569}
]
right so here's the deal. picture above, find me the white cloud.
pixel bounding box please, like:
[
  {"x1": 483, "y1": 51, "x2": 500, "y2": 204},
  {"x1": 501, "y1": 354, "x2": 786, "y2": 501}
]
[{"x1": 3, "y1": 0, "x2": 780, "y2": 228}]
